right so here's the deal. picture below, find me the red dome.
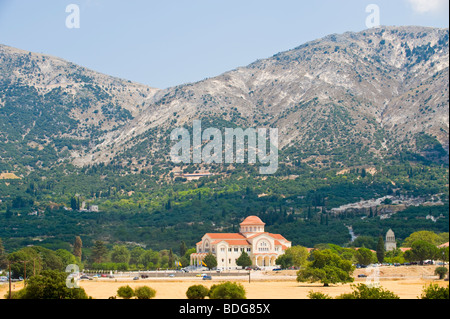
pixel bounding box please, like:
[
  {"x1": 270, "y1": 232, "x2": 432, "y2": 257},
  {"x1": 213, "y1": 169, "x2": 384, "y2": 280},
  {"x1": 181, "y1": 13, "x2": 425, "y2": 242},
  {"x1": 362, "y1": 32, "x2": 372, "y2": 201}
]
[{"x1": 240, "y1": 216, "x2": 265, "y2": 226}]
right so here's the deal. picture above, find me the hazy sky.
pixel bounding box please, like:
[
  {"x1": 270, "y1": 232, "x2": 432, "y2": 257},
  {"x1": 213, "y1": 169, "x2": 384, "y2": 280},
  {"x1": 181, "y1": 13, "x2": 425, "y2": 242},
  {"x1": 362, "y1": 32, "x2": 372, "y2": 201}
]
[{"x1": 0, "y1": 0, "x2": 448, "y2": 88}]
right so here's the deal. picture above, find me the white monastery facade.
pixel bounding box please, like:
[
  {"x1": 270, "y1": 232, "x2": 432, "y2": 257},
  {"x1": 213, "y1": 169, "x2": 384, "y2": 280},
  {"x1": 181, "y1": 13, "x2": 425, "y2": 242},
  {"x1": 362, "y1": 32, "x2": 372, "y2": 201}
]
[{"x1": 190, "y1": 216, "x2": 292, "y2": 269}]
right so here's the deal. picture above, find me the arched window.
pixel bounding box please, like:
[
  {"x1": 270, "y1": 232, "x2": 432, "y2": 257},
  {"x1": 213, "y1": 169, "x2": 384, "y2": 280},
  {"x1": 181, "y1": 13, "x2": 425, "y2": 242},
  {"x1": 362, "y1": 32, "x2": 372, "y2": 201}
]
[{"x1": 257, "y1": 240, "x2": 271, "y2": 252}]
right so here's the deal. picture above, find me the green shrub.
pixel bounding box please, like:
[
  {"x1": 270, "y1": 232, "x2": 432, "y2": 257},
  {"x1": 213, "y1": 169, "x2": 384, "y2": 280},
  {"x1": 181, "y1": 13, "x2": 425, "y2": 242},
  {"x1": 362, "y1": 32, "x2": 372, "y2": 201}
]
[
  {"x1": 208, "y1": 284, "x2": 218, "y2": 298},
  {"x1": 6, "y1": 289, "x2": 27, "y2": 299},
  {"x1": 7, "y1": 270, "x2": 90, "y2": 299},
  {"x1": 420, "y1": 284, "x2": 449, "y2": 299},
  {"x1": 117, "y1": 285, "x2": 135, "y2": 299},
  {"x1": 186, "y1": 285, "x2": 210, "y2": 299},
  {"x1": 209, "y1": 282, "x2": 246, "y2": 299},
  {"x1": 134, "y1": 286, "x2": 156, "y2": 299},
  {"x1": 336, "y1": 284, "x2": 399, "y2": 299},
  {"x1": 307, "y1": 291, "x2": 333, "y2": 299},
  {"x1": 435, "y1": 267, "x2": 448, "y2": 280}
]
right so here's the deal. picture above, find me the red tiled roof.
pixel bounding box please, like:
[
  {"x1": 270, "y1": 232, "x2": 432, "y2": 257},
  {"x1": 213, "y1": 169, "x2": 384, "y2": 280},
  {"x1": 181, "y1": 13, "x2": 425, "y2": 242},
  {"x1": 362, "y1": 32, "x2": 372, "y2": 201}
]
[
  {"x1": 204, "y1": 233, "x2": 247, "y2": 239},
  {"x1": 274, "y1": 240, "x2": 290, "y2": 250},
  {"x1": 240, "y1": 216, "x2": 265, "y2": 226},
  {"x1": 246, "y1": 232, "x2": 290, "y2": 242},
  {"x1": 202, "y1": 232, "x2": 290, "y2": 247},
  {"x1": 268, "y1": 233, "x2": 289, "y2": 241},
  {"x1": 438, "y1": 242, "x2": 449, "y2": 248}
]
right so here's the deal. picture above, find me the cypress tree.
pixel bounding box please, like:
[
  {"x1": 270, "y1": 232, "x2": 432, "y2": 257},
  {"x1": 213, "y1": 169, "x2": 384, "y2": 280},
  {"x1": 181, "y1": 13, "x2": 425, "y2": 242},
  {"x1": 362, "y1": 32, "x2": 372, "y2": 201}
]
[
  {"x1": 92, "y1": 240, "x2": 108, "y2": 263},
  {"x1": 168, "y1": 249, "x2": 174, "y2": 269},
  {"x1": 73, "y1": 236, "x2": 83, "y2": 260},
  {"x1": 180, "y1": 241, "x2": 187, "y2": 257},
  {"x1": 0, "y1": 238, "x2": 6, "y2": 269}
]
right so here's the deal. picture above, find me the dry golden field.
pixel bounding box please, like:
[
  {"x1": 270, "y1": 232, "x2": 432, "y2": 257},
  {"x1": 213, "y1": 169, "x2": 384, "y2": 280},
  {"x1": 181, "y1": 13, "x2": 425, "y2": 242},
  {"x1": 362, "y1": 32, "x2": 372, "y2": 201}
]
[{"x1": 1, "y1": 265, "x2": 447, "y2": 299}]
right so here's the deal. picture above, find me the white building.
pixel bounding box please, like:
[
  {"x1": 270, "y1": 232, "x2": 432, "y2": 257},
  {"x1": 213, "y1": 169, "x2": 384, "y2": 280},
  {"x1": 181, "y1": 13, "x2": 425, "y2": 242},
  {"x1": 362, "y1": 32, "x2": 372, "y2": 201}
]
[{"x1": 190, "y1": 216, "x2": 291, "y2": 269}]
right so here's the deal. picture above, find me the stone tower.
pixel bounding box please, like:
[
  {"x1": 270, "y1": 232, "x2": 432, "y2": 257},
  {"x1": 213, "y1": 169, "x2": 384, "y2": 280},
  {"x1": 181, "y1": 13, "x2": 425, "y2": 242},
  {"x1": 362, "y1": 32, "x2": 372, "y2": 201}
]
[{"x1": 385, "y1": 229, "x2": 396, "y2": 251}]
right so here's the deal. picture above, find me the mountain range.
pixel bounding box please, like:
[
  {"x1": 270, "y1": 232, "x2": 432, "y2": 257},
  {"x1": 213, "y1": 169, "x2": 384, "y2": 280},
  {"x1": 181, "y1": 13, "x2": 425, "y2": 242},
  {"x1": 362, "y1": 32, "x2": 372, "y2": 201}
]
[{"x1": 0, "y1": 25, "x2": 448, "y2": 175}]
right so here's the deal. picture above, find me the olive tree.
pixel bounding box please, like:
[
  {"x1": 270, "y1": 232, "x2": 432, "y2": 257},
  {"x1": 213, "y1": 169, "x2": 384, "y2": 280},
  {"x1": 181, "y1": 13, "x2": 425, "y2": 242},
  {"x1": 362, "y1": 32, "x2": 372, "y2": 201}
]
[{"x1": 297, "y1": 249, "x2": 355, "y2": 287}]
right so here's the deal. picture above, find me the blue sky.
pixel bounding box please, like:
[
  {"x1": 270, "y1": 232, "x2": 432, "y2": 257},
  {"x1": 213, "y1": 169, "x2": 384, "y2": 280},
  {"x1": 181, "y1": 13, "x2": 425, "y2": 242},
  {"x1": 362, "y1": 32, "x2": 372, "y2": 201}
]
[{"x1": 0, "y1": 0, "x2": 448, "y2": 89}]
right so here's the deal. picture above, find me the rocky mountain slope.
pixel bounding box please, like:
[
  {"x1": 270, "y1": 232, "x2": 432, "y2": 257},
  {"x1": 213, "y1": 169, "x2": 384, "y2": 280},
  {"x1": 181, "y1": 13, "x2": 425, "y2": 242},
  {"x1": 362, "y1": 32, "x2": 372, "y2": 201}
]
[
  {"x1": 0, "y1": 44, "x2": 159, "y2": 170},
  {"x1": 0, "y1": 26, "x2": 448, "y2": 173}
]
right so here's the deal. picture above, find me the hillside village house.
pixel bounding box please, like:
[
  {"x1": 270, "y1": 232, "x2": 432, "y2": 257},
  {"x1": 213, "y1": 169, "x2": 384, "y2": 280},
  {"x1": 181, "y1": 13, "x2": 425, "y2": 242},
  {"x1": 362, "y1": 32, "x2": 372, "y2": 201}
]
[{"x1": 190, "y1": 216, "x2": 291, "y2": 269}]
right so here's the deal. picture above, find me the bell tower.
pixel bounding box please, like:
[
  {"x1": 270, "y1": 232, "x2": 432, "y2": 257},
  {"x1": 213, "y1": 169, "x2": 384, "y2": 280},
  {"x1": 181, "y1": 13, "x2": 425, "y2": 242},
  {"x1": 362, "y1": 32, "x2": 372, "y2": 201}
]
[{"x1": 385, "y1": 229, "x2": 397, "y2": 251}]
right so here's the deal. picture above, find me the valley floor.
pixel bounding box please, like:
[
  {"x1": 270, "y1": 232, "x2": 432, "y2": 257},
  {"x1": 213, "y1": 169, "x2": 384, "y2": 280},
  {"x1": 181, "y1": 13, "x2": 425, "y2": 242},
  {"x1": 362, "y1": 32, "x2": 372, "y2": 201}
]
[{"x1": 1, "y1": 265, "x2": 447, "y2": 299}]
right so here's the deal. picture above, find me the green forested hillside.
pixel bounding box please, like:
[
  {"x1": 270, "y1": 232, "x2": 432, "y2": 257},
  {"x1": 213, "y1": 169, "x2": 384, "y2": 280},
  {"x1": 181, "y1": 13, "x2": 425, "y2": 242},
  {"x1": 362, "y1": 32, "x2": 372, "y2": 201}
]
[{"x1": 1, "y1": 160, "x2": 448, "y2": 253}]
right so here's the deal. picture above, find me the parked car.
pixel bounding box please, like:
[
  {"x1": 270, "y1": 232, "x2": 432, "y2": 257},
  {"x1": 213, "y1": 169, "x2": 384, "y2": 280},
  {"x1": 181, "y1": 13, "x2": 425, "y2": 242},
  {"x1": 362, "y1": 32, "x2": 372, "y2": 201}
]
[
  {"x1": 358, "y1": 274, "x2": 367, "y2": 278},
  {"x1": 202, "y1": 275, "x2": 212, "y2": 280},
  {"x1": 168, "y1": 274, "x2": 175, "y2": 277},
  {"x1": 272, "y1": 268, "x2": 282, "y2": 271},
  {"x1": 133, "y1": 277, "x2": 139, "y2": 280},
  {"x1": 246, "y1": 266, "x2": 261, "y2": 271}
]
